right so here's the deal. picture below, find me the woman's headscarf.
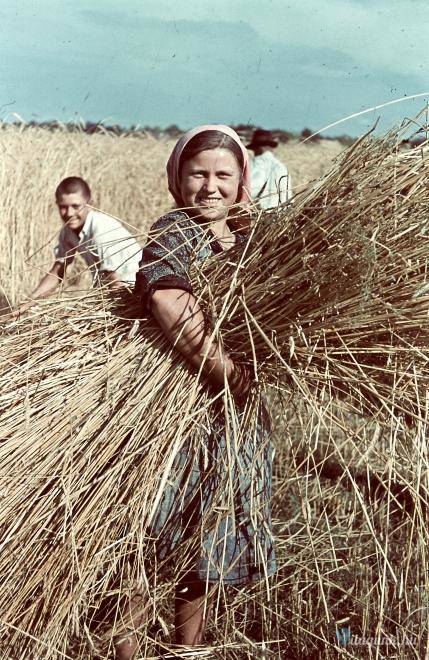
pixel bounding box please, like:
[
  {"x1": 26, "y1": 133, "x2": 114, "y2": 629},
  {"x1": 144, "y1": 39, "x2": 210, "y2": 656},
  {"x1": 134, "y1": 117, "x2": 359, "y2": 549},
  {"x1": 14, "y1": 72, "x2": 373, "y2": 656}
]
[{"x1": 166, "y1": 124, "x2": 251, "y2": 206}]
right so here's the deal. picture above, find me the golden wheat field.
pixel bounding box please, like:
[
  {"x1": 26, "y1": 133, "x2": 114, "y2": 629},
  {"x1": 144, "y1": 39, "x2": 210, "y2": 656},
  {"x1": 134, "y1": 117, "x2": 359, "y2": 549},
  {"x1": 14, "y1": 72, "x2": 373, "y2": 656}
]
[
  {"x1": 1, "y1": 121, "x2": 429, "y2": 660},
  {"x1": 0, "y1": 124, "x2": 343, "y2": 306}
]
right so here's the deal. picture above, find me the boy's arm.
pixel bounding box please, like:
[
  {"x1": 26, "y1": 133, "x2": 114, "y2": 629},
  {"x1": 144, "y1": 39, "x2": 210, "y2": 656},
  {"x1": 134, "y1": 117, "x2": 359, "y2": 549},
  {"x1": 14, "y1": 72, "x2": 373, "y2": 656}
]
[
  {"x1": 12, "y1": 261, "x2": 66, "y2": 317},
  {"x1": 31, "y1": 261, "x2": 66, "y2": 298}
]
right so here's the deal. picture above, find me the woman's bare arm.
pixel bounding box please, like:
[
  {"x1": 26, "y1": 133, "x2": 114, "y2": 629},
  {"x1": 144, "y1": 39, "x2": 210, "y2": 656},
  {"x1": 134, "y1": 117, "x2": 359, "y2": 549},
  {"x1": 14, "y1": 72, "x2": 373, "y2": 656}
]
[{"x1": 151, "y1": 288, "x2": 248, "y2": 394}]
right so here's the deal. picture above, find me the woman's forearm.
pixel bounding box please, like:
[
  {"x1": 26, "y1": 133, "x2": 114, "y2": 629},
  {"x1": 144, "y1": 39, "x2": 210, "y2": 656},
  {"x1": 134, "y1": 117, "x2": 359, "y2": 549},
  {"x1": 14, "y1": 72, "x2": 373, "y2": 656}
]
[{"x1": 151, "y1": 288, "x2": 234, "y2": 388}]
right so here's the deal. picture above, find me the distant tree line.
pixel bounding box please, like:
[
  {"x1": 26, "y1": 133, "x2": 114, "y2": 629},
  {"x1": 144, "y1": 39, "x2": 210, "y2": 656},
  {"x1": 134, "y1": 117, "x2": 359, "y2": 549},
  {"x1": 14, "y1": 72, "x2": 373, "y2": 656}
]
[{"x1": 0, "y1": 118, "x2": 355, "y2": 146}]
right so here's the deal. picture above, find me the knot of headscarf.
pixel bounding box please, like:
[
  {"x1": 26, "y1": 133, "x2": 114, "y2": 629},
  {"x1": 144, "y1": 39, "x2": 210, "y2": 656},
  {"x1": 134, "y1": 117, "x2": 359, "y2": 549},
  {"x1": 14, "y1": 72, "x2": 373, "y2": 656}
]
[{"x1": 166, "y1": 124, "x2": 251, "y2": 207}]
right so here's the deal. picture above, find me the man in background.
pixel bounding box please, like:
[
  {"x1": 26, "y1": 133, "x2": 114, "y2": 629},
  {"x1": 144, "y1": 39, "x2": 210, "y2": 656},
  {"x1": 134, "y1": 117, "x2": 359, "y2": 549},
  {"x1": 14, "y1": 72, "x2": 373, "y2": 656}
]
[
  {"x1": 247, "y1": 128, "x2": 293, "y2": 210},
  {"x1": 13, "y1": 176, "x2": 141, "y2": 316}
]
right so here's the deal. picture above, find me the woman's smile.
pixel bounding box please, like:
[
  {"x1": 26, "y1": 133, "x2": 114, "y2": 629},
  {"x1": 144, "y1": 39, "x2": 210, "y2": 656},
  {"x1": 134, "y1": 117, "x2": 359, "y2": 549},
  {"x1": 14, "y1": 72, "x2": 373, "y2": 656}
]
[
  {"x1": 198, "y1": 197, "x2": 223, "y2": 205},
  {"x1": 179, "y1": 148, "x2": 241, "y2": 222}
]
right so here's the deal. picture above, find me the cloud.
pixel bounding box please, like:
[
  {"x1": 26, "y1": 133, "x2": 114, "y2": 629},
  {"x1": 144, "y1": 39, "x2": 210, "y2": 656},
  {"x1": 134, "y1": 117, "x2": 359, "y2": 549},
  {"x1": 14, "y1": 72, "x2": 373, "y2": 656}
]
[
  {"x1": 0, "y1": 1, "x2": 427, "y2": 134},
  {"x1": 117, "y1": 0, "x2": 429, "y2": 82}
]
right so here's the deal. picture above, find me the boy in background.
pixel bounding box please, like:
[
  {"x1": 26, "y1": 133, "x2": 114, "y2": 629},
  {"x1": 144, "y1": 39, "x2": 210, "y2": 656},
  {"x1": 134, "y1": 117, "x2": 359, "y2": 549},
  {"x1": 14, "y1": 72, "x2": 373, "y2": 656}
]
[{"x1": 14, "y1": 176, "x2": 141, "y2": 315}]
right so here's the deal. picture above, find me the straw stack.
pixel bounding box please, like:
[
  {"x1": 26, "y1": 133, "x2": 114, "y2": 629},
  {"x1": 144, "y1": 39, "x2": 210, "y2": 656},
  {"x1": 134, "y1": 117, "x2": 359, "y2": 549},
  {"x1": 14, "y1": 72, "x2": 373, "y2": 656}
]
[
  {"x1": 0, "y1": 123, "x2": 429, "y2": 657},
  {"x1": 195, "y1": 127, "x2": 429, "y2": 420}
]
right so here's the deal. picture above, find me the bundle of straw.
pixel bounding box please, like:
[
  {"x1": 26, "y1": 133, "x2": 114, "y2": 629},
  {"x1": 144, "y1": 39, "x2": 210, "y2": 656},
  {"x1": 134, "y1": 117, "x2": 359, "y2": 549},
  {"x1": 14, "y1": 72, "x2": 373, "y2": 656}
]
[
  {"x1": 0, "y1": 291, "x2": 268, "y2": 656},
  {"x1": 0, "y1": 122, "x2": 429, "y2": 656},
  {"x1": 194, "y1": 127, "x2": 429, "y2": 420},
  {"x1": 0, "y1": 294, "x2": 214, "y2": 655}
]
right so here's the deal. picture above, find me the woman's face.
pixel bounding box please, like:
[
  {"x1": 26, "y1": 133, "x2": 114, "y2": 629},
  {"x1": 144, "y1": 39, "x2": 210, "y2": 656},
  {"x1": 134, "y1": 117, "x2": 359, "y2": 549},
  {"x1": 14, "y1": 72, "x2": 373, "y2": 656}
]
[{"x1": 179, "y1": 148, "x2": 241, "y2": 223}]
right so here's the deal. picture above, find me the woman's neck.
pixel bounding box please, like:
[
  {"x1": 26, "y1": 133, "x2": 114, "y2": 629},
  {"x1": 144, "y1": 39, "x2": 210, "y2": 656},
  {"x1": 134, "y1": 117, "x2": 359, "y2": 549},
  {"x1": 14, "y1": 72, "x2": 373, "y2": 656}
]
[
  {"x1": 210, "y1": 218, "x2": 231, "y2": 238},
  {"x1": 209, "y1": 218, "x2": 236, "y2": 250}
]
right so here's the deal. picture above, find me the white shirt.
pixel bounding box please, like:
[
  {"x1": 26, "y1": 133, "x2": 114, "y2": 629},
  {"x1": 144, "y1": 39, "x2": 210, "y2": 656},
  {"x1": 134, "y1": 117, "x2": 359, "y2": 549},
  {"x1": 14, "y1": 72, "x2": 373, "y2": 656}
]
[
  {"x1": 250, "y1": 150, "x2": 293, "y2": 210},
  {"x1": 54, "y1": 210, "x2": 141, "y2": 284}
]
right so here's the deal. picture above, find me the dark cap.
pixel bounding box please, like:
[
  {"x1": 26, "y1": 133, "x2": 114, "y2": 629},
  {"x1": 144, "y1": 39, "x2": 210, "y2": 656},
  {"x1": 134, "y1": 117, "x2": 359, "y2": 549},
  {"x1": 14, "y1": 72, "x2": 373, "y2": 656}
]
[{"x1": 246, "y1": 128, "x2": 278, "y2": 150}]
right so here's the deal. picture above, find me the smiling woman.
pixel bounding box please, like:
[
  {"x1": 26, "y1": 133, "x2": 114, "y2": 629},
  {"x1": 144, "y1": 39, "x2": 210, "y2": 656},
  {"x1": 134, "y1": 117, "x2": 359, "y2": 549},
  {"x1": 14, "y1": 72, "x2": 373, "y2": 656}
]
[{"x1": 115, "y1": 126, "x2": 276, "y2": 658}]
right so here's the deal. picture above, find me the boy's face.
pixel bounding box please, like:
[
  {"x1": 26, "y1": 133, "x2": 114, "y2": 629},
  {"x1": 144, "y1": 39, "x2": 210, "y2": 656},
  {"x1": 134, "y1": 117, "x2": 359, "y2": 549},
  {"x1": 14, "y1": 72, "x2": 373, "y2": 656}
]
[{"x1": 56, "y1": 191, "x2": 91, "y2": 233}]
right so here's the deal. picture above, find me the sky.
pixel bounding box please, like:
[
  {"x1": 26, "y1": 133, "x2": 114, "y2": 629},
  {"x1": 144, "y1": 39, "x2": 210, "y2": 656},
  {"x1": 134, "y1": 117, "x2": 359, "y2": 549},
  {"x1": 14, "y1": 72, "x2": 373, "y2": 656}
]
[{"x1": 0, "y1": 0, "x2": 428, "y2": 137}]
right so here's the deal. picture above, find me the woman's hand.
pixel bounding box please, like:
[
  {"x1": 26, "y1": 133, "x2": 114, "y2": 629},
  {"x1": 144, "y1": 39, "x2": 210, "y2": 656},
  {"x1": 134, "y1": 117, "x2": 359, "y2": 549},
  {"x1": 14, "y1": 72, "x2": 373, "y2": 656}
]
[{"x1": 228, "y1": 362, "x2": 252, "y2": 404}]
